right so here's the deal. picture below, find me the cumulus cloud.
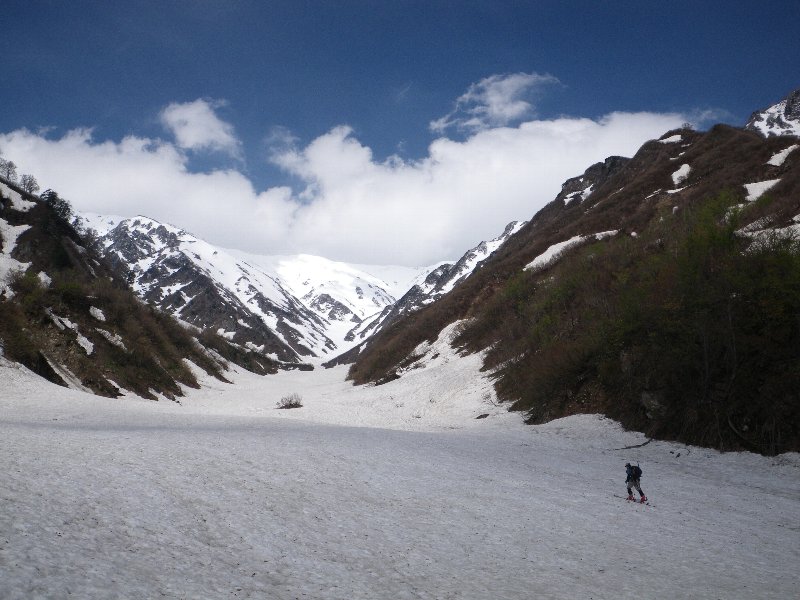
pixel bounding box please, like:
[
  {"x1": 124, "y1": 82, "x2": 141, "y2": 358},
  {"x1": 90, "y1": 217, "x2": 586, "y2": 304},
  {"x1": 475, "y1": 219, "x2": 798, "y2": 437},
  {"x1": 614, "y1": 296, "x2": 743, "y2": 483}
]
[
  {"x1": 430, "y1": 72, "x2": 559, "y2": 134},
  {"x1": 264, "y1": 111, "x2": 684, "y2": 263},
  {"x1": 0, "y1": 96, "x2": 686, "y2": 266},
  {"x1": 160, "y1": 98, "x2": 241, "y2": 157}
]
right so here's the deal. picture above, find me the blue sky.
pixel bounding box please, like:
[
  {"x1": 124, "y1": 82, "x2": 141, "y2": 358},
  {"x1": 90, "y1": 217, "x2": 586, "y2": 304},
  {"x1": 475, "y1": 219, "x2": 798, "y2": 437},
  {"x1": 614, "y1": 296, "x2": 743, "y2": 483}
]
[{"x1": 1, "y1": 1, "x2": 798, "y2": 264}]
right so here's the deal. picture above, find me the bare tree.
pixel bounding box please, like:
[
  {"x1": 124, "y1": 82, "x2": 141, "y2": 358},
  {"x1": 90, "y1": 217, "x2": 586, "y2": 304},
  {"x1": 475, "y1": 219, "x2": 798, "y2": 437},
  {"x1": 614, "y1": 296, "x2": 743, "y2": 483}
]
[
  {"x1": 20, "y1": 174, "x2": 40, "y2": 195},
  {"x1": 0, "y1": 158, "x2": 17, "y2": 182}
]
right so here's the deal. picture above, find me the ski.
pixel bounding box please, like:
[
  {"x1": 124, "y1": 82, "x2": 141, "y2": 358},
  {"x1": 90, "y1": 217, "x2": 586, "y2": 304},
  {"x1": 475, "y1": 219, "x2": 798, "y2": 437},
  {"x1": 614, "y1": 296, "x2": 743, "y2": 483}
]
[{"x1": 614, "y1": 494, "x2": 654, "y2": 507}]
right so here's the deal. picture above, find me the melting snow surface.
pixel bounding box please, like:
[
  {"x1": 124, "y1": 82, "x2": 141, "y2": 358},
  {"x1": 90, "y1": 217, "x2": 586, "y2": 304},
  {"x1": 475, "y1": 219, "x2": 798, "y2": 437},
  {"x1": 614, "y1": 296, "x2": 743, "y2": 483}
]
[
  {"x1": 0, "y1": 182, "x2": 36, "y2": 211},
  {"x1": 563, "y1": 184, "x2": 594, "y2": 205},
  {"x1": 40, "y1": 358, "x2": 94, "y2": 393},
  {"x1": 524, "y1": 231, "x2": 617, "y2": 273},
  {"x1": 766, "y1": 144, "x2": 798, "y2": 167},
  {"x1": 658, "y1": 134, "x2": 682, "y2": 144},
  {"x1": 96, "y1": 328, "x2": 126, "y2": 350},
  {"x1": 744, "y1": 179, "x2": 781, "y2": 202},
  {"x1": 0, "y1": 217, "x2": 32, "y2": 293},
  {"x1": 89, "y1": 306, "x2": 106, "y2": 322},
  {"x1": 0, "y1": 327, "x2": 798, "y2": 599},
  {"x1": 671, "y1": 163, "x2": 691, "y2": 186},
  {"x1": 76, "y1": 333, "x2": 94, "y2": 355}
]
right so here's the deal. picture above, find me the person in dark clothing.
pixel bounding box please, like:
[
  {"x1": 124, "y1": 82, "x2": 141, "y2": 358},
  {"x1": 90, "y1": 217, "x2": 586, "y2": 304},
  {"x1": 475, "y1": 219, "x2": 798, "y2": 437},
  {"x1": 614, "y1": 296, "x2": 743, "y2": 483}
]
[{"x1": 625, "y1": 463, "x2": 647, "y2": 503}]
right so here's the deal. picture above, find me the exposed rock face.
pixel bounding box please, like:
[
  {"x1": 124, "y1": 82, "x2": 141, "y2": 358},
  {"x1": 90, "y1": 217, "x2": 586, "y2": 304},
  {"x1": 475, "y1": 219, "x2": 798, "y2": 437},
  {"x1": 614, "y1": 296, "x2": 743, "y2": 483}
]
[
  {"x1": 746, "y1": 88, "x2": 800, "y2": 137},
  {"x1": 556, "y1": 156, "x2": 630, "y2": 205},
  {"x1": 308, "y1": 293, "x2": 361, "y2": 323}
]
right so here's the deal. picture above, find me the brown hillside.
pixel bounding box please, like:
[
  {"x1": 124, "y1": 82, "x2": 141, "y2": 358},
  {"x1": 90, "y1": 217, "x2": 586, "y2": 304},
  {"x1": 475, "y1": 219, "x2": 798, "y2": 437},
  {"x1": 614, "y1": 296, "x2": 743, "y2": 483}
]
[
  {"x1": 0, "y1": 180, "x2": 271, "y2": 399},
  {"x1": 349, "y1": 126, "x2": 800, "y2": 454}
]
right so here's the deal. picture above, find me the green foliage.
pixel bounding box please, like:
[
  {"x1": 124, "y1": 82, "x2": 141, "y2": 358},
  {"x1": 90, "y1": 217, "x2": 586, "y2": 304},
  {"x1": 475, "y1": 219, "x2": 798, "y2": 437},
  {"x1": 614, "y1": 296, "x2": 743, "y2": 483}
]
[
  {"x1": 459, "y1": 191, "x2": 800, "y2": 454},
  {"x1": 53, "y1": 278, "x2": 89, "y2": 311},
  {"x1": 9, "y1": 271, "x2": 45, "y2": 313},
  {"x1": 0, "y1": 299, "x2": 39, "y2": 366}
]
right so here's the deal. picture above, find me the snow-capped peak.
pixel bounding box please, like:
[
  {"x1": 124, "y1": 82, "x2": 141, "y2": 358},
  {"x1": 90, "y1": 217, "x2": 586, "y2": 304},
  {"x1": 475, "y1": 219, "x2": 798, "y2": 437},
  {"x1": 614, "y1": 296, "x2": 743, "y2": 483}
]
[
  {"x1": 80, "y1": 213, "x2": 433, "y2": 363},
  {"x1": 745, "y1": 88, "x2": 800, "y2": 138}
]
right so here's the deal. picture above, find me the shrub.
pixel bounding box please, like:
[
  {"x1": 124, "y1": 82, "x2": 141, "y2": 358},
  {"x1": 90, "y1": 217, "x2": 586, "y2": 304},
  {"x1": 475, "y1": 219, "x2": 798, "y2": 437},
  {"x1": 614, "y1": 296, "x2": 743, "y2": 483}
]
[{"x1": 276, "y1": 392, "x2": 303, "y2": 409}]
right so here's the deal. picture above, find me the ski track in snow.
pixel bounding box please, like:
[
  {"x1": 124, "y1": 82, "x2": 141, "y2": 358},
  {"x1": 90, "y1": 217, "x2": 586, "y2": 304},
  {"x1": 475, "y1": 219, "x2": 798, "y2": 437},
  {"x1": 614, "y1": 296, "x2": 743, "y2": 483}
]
[{"x1": 1, "y1": 332, "x2": 798, "y2": 599}]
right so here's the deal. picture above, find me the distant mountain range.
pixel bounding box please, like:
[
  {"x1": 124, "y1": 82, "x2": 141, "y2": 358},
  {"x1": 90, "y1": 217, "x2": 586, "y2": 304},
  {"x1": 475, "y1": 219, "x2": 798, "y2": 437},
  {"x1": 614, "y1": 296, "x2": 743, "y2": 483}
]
[{"x1": 79, "y1": 214, "x2": 524, "y2": 366}]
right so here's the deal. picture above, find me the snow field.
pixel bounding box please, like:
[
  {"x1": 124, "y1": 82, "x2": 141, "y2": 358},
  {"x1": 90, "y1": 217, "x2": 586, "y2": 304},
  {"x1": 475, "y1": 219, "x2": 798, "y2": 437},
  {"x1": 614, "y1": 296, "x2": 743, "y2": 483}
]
[
  {"x1": 0, "y1": 216, "x2": 31, "y2": 295},
  {"x1": 766, "y1": 144, "x2": 798, "y2": 167},
  {"x1": 1, "y1": 325, "x2": 798, "y2": 599},
  {"x1": 671, "y1": 163, "x2": 691, "y2": 186},
  {"x1": 524, "y1": 231, "x2": 617, "y2": 274},
  {"x1": 744, "y1": 178, "x2": 781, "y2": 202},
  {"x1": 0, "y1": 182, "x2": 36, "y2": 212}
]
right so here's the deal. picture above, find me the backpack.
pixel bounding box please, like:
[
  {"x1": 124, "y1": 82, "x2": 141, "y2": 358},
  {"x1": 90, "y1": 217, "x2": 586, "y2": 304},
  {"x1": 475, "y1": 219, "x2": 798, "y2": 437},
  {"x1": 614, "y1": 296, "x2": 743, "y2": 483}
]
[{"x1": 632, "y1": 465, "x2": 643, "y2": 478}]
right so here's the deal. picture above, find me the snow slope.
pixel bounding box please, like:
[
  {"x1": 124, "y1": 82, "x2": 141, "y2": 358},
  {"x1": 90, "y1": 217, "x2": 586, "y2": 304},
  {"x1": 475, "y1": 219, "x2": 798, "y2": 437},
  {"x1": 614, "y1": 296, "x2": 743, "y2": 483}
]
[
  {"x1": 229, "y1": 251, "x2": 423, "y2": 353},
  {"x1": 0, "y1": 207, "x2": 31, "y2": 297},
  {"x1": 524, "y1": 230, "x2": 617, "y2": 273},
  {"x1": 1, "y1": 325, "x2": 798, "y2": 599}
]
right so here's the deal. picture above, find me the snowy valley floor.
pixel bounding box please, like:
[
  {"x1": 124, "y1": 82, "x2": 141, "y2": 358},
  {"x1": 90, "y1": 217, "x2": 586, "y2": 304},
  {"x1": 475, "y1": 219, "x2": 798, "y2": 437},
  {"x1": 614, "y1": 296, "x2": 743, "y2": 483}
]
[{"x1": 1, "y1": 331, "x2": 799, "y2": 599}]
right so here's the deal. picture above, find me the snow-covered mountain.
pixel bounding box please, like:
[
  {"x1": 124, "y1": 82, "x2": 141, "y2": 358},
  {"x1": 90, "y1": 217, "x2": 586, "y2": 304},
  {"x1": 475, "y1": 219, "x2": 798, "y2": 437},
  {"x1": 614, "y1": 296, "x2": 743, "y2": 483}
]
[
  {"x1": 81, "y1": 214, "x2": 521, "y2": 366},
  {"x1": 81, "y1": 214, "x2": 429, "y2": 363},
  {"x1": 227, "y1": 251, "x2": 428, "y2": 354},
  {"x1": 327, "y1": 220, "x2": 526, "y2": 364},
  {"x1": 745, "y1": 87, "x2": 800, "y2": 137}
]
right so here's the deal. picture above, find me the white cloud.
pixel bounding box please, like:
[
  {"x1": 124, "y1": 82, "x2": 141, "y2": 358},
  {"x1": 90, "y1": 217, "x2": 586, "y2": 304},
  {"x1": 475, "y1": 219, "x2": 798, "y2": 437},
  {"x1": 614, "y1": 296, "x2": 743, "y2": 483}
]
[
  {"x1": 0, "y1": 100, "x2": 685, "y2": 267},
  {"x1": 160, "y1": 98, "x2": 241, "y2": 157},
  {"x1": 264, "y1": 111, "x2": 683, "y2": 264},
  {"x1": 430, "y1": 72, "x2": 559, "y2": 134}
]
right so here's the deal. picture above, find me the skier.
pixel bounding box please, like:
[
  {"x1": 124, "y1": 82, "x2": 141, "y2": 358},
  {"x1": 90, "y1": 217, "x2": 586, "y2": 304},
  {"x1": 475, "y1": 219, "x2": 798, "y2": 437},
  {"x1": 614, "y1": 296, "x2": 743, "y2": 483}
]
[{"x1": 625, "y1": 462, "x2": 647, "y2": 503}]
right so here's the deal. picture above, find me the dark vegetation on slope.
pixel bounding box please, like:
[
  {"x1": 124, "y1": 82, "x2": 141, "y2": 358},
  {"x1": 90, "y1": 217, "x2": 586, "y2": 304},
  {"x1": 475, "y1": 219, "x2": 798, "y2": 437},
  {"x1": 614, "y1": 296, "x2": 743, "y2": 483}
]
[
  {"x1": 350, "y1": 125, "x2": 800, "y2": 454},
  {"x1": 464, "y1": 191, "x2": 799, "y2": 455},
  {"x1": 0, "y1": 180, "x2": 258, "y2": 399}
]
